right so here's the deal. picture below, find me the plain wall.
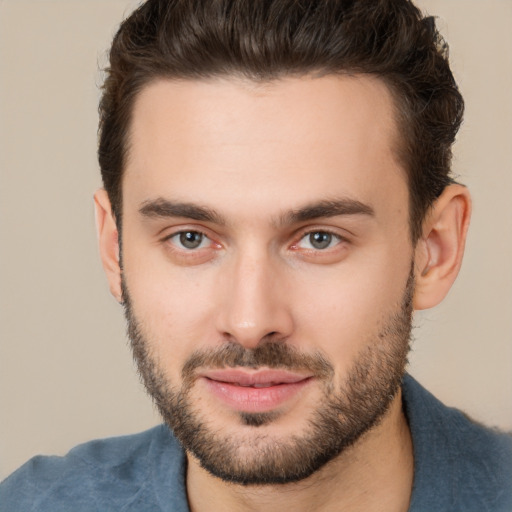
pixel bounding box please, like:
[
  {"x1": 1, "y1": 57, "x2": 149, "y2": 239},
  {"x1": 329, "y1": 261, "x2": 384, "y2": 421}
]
[{"x1": 0, "y1": 0, "x2": 511, "y2": 480}]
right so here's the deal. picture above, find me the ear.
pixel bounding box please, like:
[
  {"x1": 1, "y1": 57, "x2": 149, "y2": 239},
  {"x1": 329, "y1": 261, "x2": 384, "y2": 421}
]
[
  {"x1": 413, "y1": 184, "x2": 472, "y2": 310},
  {"x1": 94, "y1": 189, "x2": 123, "y2": 303}
]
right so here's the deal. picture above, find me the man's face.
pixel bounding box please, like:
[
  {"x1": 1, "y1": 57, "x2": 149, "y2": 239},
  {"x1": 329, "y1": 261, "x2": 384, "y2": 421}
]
[{"x1": 120, "y1": 75, "x2": 414, "y2": 483}]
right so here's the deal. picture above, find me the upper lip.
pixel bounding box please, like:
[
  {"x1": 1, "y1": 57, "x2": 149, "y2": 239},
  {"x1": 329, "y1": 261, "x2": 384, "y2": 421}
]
[{"x1": 201, "y1": 369, "x2": 312, "y2": 387}]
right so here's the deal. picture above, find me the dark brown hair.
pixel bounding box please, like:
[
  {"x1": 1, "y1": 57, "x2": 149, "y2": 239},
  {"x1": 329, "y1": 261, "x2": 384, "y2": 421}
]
[{"x1": 98, "y1": 0, "x2": 463, "y2": 241}]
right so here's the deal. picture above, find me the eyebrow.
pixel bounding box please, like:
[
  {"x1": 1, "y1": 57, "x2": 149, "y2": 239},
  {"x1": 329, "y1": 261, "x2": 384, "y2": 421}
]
[
  {"x1": 279, "y1": 198, "x2": 375, "y2": 225},
  {"x1": 139, "y1": 198, "x2": 226, "y2": 225},
  {"x1": 138, "y1": 197, "x2": 374, "y2": 226}
]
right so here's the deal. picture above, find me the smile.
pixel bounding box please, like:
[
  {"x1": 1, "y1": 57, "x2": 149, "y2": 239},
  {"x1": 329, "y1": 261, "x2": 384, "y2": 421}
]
[{"x1": 200, "y1": 369, "x2": 313, "y2": 413}]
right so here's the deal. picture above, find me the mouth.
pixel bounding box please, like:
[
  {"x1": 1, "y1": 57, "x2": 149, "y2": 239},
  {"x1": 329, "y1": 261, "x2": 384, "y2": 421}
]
[{"x1": 199, "y1": 369, "x2": 313, "y2": 413}]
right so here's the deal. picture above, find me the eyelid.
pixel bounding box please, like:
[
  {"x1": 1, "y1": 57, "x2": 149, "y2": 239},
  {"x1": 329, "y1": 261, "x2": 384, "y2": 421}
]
[
  {"x1": 168, "y1": 231, "x2": 209, "y2": 250},
  {"x1": 290, "y1": 226, "x2": 350, "y2": 249},
  {"x1": 157, "y1": 227, "x2": 222, "y2": 267},
  {"x1": 160, "y1": 226, "x2": 221, "y2": 249},
  {"x1": 153, "y1": 218, "x2": 218, "y2": 238},
  {"x1": 160, "y1": 224, "x2": 211, "y2": 240}
]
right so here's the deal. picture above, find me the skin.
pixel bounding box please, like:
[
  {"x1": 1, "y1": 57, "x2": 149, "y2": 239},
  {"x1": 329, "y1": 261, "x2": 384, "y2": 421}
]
[{"x1": 95, "y1": 75, "x2": 471, "y2": 511}]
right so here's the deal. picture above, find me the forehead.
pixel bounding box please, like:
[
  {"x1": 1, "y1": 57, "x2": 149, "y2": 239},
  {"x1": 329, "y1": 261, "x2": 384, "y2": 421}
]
[{"x1": 124, "y1": 74, "x2": 407, "y2": 221}]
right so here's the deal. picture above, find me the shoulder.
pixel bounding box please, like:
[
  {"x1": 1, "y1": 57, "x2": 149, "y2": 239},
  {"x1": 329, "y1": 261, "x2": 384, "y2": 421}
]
[
  {"x1": 403, "y1": 375, "x2": 512, "y2": 512},
  {"x1": 0, "y1": 425, "x2": 187, "y2": 512}
]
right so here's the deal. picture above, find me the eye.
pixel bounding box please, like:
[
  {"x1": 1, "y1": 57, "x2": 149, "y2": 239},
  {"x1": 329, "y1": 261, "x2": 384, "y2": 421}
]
[
  {"x1": 297, "y1": 231, "x2": 341, "y2": 250},
  {"x1": 168, "y1": 230, "x2": 210, "y2": 250}
]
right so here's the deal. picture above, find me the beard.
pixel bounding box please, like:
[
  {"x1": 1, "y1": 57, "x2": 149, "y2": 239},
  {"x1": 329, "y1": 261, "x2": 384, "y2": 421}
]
[{"x1": 122, "y1": 268, "x2": 414, "y2": 486}]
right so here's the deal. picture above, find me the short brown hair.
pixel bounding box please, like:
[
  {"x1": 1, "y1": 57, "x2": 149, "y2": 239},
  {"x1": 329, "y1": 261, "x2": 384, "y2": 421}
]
[{"x1": 98, "y1": 0, "x2": 463, "y2": 242}]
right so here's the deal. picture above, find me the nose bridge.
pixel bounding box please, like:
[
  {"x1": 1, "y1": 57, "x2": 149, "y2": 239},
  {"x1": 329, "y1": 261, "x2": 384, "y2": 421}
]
[{"x1": 216, "y1": 244, "x2": 292, "y2": 347}]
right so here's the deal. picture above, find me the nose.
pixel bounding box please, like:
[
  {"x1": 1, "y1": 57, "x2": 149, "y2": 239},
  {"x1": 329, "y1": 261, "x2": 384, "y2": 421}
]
[{"x1": 215, "y1": 248, "x2": 294, "y2": 349}]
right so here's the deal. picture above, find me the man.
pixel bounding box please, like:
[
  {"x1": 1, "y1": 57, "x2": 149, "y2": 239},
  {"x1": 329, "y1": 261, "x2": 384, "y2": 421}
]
[{"x1": 1, "y1": 0, "x2": 510, "y2": 511}]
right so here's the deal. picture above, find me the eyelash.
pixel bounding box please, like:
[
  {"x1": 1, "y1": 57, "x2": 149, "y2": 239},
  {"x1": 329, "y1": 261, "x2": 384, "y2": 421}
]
[
  {"x1": 165, "y1": 231, "x2": 210, "y2": 250},
  {"x1": 162, "y1": 228, "x2": 347, "y2": 253},
  {"x1": 292, "y1": 229, "x2": 345, "y2": 251}
]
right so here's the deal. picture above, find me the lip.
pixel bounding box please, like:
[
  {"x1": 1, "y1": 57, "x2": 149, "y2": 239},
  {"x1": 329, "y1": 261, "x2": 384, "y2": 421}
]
[{"x1": 200, "y1": 369, "x2": 313, "y2": 413}]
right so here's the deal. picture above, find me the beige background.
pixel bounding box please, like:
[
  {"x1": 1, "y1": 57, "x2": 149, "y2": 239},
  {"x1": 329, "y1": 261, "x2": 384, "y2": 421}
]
[{"x1": 0, "y1": 0, "x2": 511, "y2": 480}]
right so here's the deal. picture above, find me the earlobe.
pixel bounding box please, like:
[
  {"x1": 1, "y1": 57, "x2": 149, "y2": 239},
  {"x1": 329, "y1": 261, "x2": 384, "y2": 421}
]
[
  {"x1": 413, "y1": 184, "x2": 472, "y2": 310},
  {"x1": 94, "y1": 189, "x2": 123, "y2": 303}
]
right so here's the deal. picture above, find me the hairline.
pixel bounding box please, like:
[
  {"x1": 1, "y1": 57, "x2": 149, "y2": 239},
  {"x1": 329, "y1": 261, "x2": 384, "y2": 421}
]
[{"x1": 116, "y1": 71, "x2": 426, "y2": 245}]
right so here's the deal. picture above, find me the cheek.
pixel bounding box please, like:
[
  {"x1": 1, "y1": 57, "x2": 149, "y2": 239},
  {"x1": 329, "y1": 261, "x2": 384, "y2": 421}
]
[
  {"x1": 121, "y1": 219, "x2": 413, "y2": 383},
  {"x1": 292, "y1": 254, "x2": 411, "y2": 372},
  {"x1": 123, "y1": 258, "x2": 220, "y2": 377}
]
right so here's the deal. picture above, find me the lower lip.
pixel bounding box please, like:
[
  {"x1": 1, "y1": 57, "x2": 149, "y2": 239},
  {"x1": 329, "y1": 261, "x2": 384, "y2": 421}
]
[{"x1": 202, "y1": 377, "x2": 312, "y2": 413}]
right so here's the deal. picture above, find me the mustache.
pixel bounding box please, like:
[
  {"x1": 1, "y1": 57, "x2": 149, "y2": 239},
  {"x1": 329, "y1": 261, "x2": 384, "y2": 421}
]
[
  {"x1": 121, "y1": 285, "x2": 333, "y2": 385},
  {"x1": 181, "y1": 341, "x2": 334, "y2": 382}
]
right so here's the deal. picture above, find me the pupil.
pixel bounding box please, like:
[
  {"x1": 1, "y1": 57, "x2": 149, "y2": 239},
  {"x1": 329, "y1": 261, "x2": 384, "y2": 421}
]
[
  {"x1": 180, "y1": 231, "x2": 203, "y2": 249},
  {"x1": 310, "y1": 232, "x2": 331, "y2": 249}
]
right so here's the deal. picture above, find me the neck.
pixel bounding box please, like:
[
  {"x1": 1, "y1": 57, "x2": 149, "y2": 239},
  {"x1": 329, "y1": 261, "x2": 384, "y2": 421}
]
[{"x1": 186, "y1": 391, "x2": 414, "y2": 512}]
